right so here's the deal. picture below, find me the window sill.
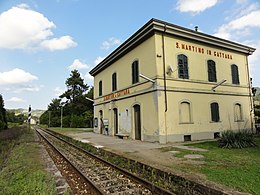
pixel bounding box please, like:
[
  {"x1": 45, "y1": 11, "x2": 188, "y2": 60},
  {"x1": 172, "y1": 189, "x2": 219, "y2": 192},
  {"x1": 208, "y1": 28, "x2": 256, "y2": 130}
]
[{"x1": 210, "y1": 121, "x2": 222, "y2": 123}]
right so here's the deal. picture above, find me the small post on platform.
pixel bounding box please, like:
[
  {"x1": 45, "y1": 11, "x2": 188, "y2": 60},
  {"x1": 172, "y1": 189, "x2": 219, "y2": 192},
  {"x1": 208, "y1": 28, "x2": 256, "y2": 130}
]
[
  {"x1": 27, "y1": 105, "x2": 31, "y2": 131},
  {"x1": 28, "y1": 105, "x2": 31, "y2": 124}
]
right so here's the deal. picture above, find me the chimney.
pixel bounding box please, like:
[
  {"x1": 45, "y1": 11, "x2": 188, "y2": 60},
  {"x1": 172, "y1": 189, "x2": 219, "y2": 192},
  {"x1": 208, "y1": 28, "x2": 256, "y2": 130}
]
[{"x1": 195, "y1": 26, "x2": 198, "y2": 32}]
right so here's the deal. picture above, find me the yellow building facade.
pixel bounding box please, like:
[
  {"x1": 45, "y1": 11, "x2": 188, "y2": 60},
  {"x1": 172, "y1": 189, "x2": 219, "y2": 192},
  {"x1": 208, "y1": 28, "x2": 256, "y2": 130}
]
[{"x1": 89, "y1": 19, "x2": 256, "y2": 143}]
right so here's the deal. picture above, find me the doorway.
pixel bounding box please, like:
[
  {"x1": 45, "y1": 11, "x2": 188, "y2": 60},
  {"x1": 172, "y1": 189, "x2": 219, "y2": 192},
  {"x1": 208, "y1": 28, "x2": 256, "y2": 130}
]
[
  {"x1": 133, "y1": 104, "x2": 141, "y2": 140},
  {"x1": 113, "y1": 108, "x2": 118, "y2": 135},
  {"x1": 99, "y1": 110, "x2": 103, "y2": 134}
]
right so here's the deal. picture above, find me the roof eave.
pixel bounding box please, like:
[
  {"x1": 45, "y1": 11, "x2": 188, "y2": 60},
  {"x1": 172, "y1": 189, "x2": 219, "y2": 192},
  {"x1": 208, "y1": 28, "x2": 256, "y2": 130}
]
[{"x1": 89, "y1": 18, "x2": 256, "y2": 76}]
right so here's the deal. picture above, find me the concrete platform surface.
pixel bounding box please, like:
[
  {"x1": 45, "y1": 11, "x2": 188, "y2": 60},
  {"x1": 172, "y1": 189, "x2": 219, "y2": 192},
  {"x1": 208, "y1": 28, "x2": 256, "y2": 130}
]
[{"x1": 66, "y1": 132, "x2": 172, "y2": 153}]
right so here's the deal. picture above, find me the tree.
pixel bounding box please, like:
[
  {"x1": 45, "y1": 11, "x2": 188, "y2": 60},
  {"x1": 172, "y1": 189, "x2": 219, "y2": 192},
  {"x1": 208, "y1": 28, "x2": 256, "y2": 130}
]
[
  {"x1": 60, "y1": 70, "x2": 90, "y2": 116},
  {"x1": 6, "y1": 111, "x2": 26, "y2": 125},
  {"x1": 40, "y1": 98, "x2": 62, "y2": 127},
  {"x1": 0, "y1": 94, "x2": 7, "y2": 130},
  {"x1": 40, "y1": 70, "x2": 94, "y2": 128},
  {"x1": 60, "y1": 70, "x2": 88, "y2": 103}
]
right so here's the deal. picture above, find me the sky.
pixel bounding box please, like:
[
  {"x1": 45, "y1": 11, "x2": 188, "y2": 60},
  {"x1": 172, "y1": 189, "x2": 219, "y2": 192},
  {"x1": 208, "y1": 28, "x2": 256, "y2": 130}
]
[{"x1": 0, "y1": 0, "x2": 260, "y2": 110}]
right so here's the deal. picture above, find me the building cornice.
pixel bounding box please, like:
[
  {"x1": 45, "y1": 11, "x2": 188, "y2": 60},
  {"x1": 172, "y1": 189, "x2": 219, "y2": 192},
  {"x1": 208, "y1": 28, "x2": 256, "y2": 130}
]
[{"x1": 89, "y1": 18, "x2": 256, "y2": 76}]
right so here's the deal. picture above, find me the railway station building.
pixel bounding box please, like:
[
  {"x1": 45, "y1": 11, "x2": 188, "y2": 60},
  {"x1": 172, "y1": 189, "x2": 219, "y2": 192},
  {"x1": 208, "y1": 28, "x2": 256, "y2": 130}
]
[{"x1": 89, "y1": 18, "x2": 256, "y2": 144}]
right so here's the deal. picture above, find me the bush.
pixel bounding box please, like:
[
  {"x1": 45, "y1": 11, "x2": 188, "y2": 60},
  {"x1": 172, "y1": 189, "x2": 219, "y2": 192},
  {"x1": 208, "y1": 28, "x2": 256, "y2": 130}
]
[{"x1": 218, "y1": 130, "x2": 257, "y2": 149}]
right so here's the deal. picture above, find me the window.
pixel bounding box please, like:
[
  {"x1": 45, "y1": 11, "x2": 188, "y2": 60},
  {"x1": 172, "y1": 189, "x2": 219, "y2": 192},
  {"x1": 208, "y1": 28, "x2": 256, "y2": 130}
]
[
  {"x1": 207, "y1": 60, "x2": 217, "y2": 82},
  {"x1": 180, "y1": 101, "x2": 192, "y2": 123},
  {"x1": 178, "y1": 54, "x2": 189, "y2": 79},
  {"x1": 184, "y1": 135, "x2": 191, "y2": 141},
  {"x1": 234, "y1": 103, "x2": 242, "y2": 121},
  {"x1": 99, "y1": 80, "x2": 102, "y2": 96},
  {"x1": 112, "y1": 72, "x2": 117, "y2": 91},
  {"x1": 231, "y1": 64, "x2": 240, "y2": 84},
  {"x1": 211, "y1": 102, "x2": 220, "y2": 122},
  {"x1": 132, "y1": 60, "x2": 139, "y2": 84}
]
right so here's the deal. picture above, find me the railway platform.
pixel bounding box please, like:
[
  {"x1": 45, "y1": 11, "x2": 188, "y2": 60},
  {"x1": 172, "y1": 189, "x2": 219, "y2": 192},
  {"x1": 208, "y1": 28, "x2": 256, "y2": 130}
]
[
  {"x1": 53, "y1": 130, "x2": 250, "y2": 195},
  {"x1": 62, "y1": 131, "x2": 208, "y2": 171}
]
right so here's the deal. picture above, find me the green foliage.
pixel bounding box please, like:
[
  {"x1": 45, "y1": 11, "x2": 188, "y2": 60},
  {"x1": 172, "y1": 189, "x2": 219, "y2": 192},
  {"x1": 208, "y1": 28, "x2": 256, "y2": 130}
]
[
  {"x1": 40, "y1": 70, "x2": 94, "y2": 128},
  {"x1": 188, "y1": 139, "x2": 260, "y2": 194},
  {"x1": 218, "y1": 130, "x2": 256, "y2": 149},
  {"x1": 0, "y1": 126, "x2": 56, "y2": 194},
  {"x1": 6, "y1": 111, "x2": 27, "y2": 125},
  {"x1": 70, "y1": 115, "x2": 85, "y2": 127},
  {"x1": 0, "y1": 94, "x2": 7, "y2": 130}
]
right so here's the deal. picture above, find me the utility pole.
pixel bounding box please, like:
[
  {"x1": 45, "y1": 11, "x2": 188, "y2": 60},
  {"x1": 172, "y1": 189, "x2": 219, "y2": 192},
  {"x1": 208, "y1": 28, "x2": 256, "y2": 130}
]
[
  {"x1": 48, "y1": 111, "x2": 51, "y2": 128},
  {"x1": 60, "y1": 106, "x2": 63, "y2": 129}
]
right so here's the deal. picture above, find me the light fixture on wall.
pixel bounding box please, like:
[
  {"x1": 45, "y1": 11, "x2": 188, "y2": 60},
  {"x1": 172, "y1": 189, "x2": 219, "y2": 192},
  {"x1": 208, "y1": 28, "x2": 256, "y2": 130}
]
[
  {"x1": 212, "y1": 79, "x2": 227, "y2": 91},
  {"x1": 139, "y1": 73, "x2": 155, "y2": 83},
  {"x1": 166, "y1": 65, "x2": 174, "y2": 75}
]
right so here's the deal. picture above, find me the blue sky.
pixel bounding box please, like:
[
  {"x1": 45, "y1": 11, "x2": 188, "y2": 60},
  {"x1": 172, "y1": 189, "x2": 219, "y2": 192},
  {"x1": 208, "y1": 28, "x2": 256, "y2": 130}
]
[{"x1": 0, "y1": 0, "x2": 260, "y2": 110}]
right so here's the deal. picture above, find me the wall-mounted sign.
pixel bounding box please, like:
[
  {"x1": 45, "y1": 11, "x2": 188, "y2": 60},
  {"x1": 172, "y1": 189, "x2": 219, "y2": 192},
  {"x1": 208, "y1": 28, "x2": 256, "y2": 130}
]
[
  {"x1": 175, "y1": 41, "x2": 233, "y2": 60},
  {"x1": 104, "y1": 88, "x2": 130, "y2": 101}
]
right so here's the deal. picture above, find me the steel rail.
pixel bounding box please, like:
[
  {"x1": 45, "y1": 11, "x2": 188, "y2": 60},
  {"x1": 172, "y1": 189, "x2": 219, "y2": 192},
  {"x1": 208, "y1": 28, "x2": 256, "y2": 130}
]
[
  {"x1": 36, "y1": 128, "x2": 104, "y2": 195},
  {"x1": 39, "y1": 127, "x2": 174, "y2": 195}
]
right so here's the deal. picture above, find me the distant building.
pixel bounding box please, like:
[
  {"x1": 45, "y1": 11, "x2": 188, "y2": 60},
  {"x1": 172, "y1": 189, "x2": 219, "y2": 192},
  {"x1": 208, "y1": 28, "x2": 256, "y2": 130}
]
[{"x1": 89, "y1": 19, "x2": 256, "y2": 143}]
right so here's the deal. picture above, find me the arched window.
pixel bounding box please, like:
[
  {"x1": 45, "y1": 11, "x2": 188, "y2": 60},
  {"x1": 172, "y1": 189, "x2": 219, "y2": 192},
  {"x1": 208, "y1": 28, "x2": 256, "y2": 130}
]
[
  {"x1": 234, "y1": 103, "x2": 242, "y2": 121},
  {"x1": 210, "y1": 102, "x2": 220, "y2": 122},
  {"x1": 132, "y1": 60, "x2": 139, "y2": 84},
  {"x1": 99, "y1": 80, "x2": 102, "y2": 96},
  {"x1": 178, "y1": 54, "x2": 189, "y2": 79},
  {"x1": 208, "y1": 60, "x2": 217, "y2": 82},
  {"x1": 231, "y1": 64, "x2": 240, "y2": 84},
  {"x1": 180, "y1": 101, "x2": 191, "y2": 123},
  {"x1": 112, "y1": 72, "x2": 117, "y2": 91}
]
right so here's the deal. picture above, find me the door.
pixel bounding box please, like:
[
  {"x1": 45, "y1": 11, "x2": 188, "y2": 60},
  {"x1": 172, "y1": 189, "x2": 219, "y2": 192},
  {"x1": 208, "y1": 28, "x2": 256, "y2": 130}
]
[
  {"x1": 99, "y1": 110, "x2": 103, "y2": 134},
  {"x1": 113, "y1": 108, "x2": 118, "y2": 135},
  {"x1": 133, "y1": 104, "x2": 141, "y2": 140}
]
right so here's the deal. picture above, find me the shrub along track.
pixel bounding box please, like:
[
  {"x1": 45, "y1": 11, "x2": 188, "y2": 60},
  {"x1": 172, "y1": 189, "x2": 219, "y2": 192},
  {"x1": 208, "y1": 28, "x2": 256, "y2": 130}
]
[{"x1": 36, "y1": 127, "x2": 173, "y2": 195}]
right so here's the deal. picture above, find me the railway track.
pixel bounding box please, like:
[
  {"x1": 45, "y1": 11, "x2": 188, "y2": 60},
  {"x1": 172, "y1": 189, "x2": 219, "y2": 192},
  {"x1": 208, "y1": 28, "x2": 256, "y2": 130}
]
[{"x1": 36, "y1": 127, "x2": 174, "y2": 195}]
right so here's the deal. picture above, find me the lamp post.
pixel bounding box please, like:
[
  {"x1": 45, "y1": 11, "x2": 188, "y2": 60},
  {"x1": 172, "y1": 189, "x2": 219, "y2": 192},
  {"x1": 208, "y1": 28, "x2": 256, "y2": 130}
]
[
  {"x1": 60, "y1": 106, "x2": 63, "y2": 130},
  {"x1": 48, "y1": 111, "x2": 51, "y2": 128}
]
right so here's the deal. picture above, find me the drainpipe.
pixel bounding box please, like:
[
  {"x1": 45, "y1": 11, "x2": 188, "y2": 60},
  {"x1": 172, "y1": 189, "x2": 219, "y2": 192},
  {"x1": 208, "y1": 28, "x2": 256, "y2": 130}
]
[
  {"x1": 162, "y1": 24, "x2": 167, "y2": 112},
  {"x1": 162, "y1": 24, "x2": 168, "y2": 143},
  {"x1": 245, "y1": 53, "x2": 254, "y2": 132}
]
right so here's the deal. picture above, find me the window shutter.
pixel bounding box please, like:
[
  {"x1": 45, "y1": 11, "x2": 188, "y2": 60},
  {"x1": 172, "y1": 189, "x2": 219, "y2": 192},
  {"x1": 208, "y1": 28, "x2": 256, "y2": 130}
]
[
  {"x1": 231, "y1": 65, "x2": 240, "y2": 84},
  {"x1": 99, "y1": 80, "x2": 102, "y2": 96},
  {"x1": 132, "y1": 61, "x2": 139, "y2": 84},
  {"x1": 208, "y1": 60, "x2": 217, "y2": 82},
  {"x1": 211, "y1": 102, "x2": 219, "y2": 122},
  {"x1": 178, "y1": 54, "x2": 189, "y2": 79},
  {"x1": 112, "y1": 73, "x2": 117, "y2": 91}
]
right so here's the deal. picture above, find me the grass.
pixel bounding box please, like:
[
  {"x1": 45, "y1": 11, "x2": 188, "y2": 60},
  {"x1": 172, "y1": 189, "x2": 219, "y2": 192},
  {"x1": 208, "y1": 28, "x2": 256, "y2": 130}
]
[
  {"x1": 0, "y1": 125, "x2": 56, "y2": 194},
  {"x1": 163, "y1": 138, "x2": 260, "y2": 194}
]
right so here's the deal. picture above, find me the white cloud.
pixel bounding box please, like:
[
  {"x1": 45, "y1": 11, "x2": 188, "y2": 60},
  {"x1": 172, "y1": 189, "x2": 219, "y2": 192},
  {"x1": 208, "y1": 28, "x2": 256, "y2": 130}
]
[
  {"x1": 214, "y1": 10, "x2": 260, "y2": 40},
  {"x1": 0, "y1": 5, "x2": 77, "y2": 51},
  {"x1": 68, "y1": 59, "x2": 89, "y2": 70},
  {"x1": 236, "y1": 0, "x2": 248, "y2": 4},
  {"x1": 7, "y1": 97, "x2": 26, "y2": 103},
  {"x1": 40, "y1": 36, "x2": 77, "y2": 51},
  {"x1": 0, "y1": 68, "x2": 38, "y2": 85},
  {"x1": 101, "y1": 37, "x2": 121, "y2": 50},
  {"x1": 54, "y1": 87, "x2": 65, "y2": 97},
  {"x1": 84, "y1": 73, "x2": 93, "y2": 86},
  {"x1": 244, "y1": 40, "x2": 260, "y2": 69},
  {"x1": 94, "y1": 56, "x2": 105, "y2": 65},
  {"x1": 14, "y1": 85, "x2": 41, "y2": 93},
  {"x1": 176, "y1": 0, "x2": 218, "y2": 14}
]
